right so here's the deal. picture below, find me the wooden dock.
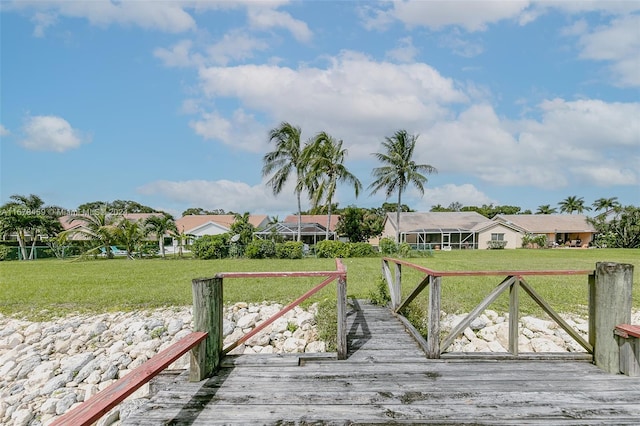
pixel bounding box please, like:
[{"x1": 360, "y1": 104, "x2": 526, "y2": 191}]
[{"x1": 124, "y1": 299, "x2": 640, "y2": 425}]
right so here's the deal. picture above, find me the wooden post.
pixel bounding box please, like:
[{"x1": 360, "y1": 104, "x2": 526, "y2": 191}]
[
  {"x1": 426, "y1": 276, "x2": 441, "y2": 358},
  {"x1": 592, "y1": 262, "x2": 634, "y2": 374},
  {"x1": 191, "y1": 277, "x2": 223, "y2": 381},
  {"x1": 509, "y1": 278, "x2": 520, "y2": 355},
  {"x1": 392, "y1": 263, "x2": 402, "y2": 309},
  {"x1": 588, "y1": 273, "x2": 596, "y2": 350},
  {"x1": 382, "y1": 260, "x2": 393, "y2": 308},
  {"x1": 336, "y1": 272, "x2": 348, "y2": 360}
]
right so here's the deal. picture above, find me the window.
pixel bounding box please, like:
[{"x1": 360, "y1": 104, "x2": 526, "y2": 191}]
[{"x1": 491, "y1": 233, "x2": 505, "y2": 241}]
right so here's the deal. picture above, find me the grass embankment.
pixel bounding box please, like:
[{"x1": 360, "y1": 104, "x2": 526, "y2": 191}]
[{"x1": 1, "y1": 249, "x2": 638, "y2": 322}]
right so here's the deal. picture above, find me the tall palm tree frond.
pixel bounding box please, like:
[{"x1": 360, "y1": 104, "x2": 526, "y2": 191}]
[{"x1": 369, "y1": 130, "x2": 437, "y2": 244}]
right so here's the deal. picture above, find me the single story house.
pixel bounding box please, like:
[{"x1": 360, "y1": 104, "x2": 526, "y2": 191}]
[
  {"x1": 174, "y1": 214, "x2": 270, "y2": 239},
  {"x1": 254, "y1": 215, "x2": 341, "y2": 245},
  {"x1": 382, "y1": 212, "x2": 494, "y2": 250},
  {"x1": 382, "y1": 212, "x2": 597, "y2": 250},
  {"x1": 493, "y1": 214, "x2": 597, "y2": 248},
  {"x1": 59, "y1": 213, "x2": 165, "y2": 241}
]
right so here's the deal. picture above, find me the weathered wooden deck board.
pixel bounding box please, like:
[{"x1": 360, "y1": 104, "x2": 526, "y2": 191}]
[{"x1": 124, "y1": 300, "x2": 640, "y2": 425}]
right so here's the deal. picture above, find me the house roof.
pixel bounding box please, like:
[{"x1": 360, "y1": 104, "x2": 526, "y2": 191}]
[
  {"x1": 175, "y1": 214, "x2": 269, "y2": 234},
  {"x1": 493, "y1": 214, "x2": 596, "y2": 233},
  {"x1": 59, "y1": 213, "x2": 163, "y2": 231},
  {"x1": 386, "y1": 212, "x2": 489, "y2": 233},
  {"x1": 283, "y1": 215, "x2": 341, "y2": 232},
  {"x1": 255, "y1": 222, "x2": 331, "y2": 236},
  {"x1": 470, "y1": 220, "x2": 525, "y2": 233}
]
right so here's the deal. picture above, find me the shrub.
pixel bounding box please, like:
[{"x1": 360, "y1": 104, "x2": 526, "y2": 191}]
[
  {"x1": 400, "y1": 303, "x2": 429, "y2": 338},
  {"x1": 192, "y1": 234, "x2": 230, "y2": 259},
  {"x1": 368, "y1": 275, "x2": 390, "y2": 306},
  {"x1": 245, "y1": 240, "x2": 276, "y2": 259},
  {"x1": 349, "y1": 242, "x2": 376, "y2": 257},
  {"x1": 521, "y1": 233, "x2": 548, "y2": 249},
  {"x1": 397, "y1": 242, "x2": 412, "y2": 257},
  {"x1": 276, "y1": 241, "x2": 304, "y2": 259},
  {"x1": 315, "y1": 240, "x2": 347, "y2": 258},
  {"x1": 379, "y1": 237, "x2": 397, "y2": 255},
  {"x1": 487, "y1": 240, "x2": 507, "y2": 249},
  {"x1": 0, "y1": 245, "x2": 10, "y2": 261}
]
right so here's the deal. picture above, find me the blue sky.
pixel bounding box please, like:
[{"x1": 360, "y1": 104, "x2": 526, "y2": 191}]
[{"x1": 1, "y1": 1, "x2": 639, "y2": 218}]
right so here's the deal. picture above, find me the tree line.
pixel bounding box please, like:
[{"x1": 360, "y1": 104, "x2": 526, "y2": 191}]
[{"x1": 1, "y1": 123, "x2": 638, "y2": 258}]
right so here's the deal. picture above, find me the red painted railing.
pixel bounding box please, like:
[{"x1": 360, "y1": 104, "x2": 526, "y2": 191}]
[
  {"x1": 220, "y1": 258, "x2": 348, "y2": 358},
  {"x1": 381, "y1": 257, "x2": 596, "y2": 358},
  {"x1": 50, "y1": 331, "x2": 208, "y2": 426}
]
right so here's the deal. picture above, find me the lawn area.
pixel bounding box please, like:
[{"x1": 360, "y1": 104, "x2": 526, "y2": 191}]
[{"x1": 1, "y1": 249, "x2": 638, "y2": 321}]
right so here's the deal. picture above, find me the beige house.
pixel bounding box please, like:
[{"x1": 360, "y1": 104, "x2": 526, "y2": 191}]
[
  {"x1": 254, "y1": 215, "x2": 341, "y2": 245},
  {"x1": 493, "y1": 214, "x2": 597, "y2": 248},
  {"x1": 472, "y1": 220, "x2": 526, "y2": 249},
  {"x1": 175, "y1": 214, "x2": 269, "y2": 238},
  {"x1": 382, "y1": 212, "x2": 597, "y2": 250},
  {"x1": 382, "y1": 212, "x2": 491, "y2": 249}
]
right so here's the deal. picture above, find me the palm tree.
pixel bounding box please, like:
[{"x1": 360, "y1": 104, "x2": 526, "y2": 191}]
[
  {"x1": 592, "y1": 197, "x2": 620, "y2": 213},
  {"x1": 0, "y1": 194, "x2": 61, "y2": 260},
  {"x1": 230, "y1": 212, "x2": 255, "y2": 245},
  {"x1": 558, "y1": 196, "x2": 591, "y2": 214},
  {"x1": 144, "y1": 214, "x2": 177, "y2": 258},
  {"x1": 65, "y1": 210, "x2": 121, "y2": 258},
  {"x1": 536, "y1": 205, "x2": 557, "y2": 214},
  {"x1": 305, "y1": 131, "x2": 362, "y2": 240},
  {"x1": 369, "y1": 130, "x2": 437, "y2": 244},
  {"x1": 169, "y1": 226, "x2": 194, "y2": 258},
  {"x1": 117, "y1": 218, "x2": 145, "y2": 258},
  {"x1": 262, "y1": 122, "x2": 309, "y2": 242}
]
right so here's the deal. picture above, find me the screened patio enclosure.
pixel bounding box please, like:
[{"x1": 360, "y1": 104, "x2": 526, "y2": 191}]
[
  {"x1": 254, "y1": 222, "x2": 336, "y2": 245},
  {"x1": 402, "y1": 228, "x2": 477, "y2": 250}
]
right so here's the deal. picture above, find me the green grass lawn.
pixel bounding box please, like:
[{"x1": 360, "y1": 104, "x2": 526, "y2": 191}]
[{"x1": 1, "y1": 249, "x2": 638, "y2": 321}]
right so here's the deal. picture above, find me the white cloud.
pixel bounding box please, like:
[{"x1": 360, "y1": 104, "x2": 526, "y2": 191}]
[
  {"x1": 534, "y1": 98, "x2": 639, "y2": 149},
  {"x1": 417, "y1": 184, "x2": 496, "y2": 211},
  {"x1": 247, "y1": 6, "x2": 312, "y2": 42},
  {"x1": 385, "y1": 37, "x2": 419, "y2": 63},
  {"x1": 362, "y1": 1, "x2": 640, "y2": 33},
  {"x1": 364, "y1": 0, "x2": 531, "y2": 32},
  {"x1": 189, "y1": 108, "x2": 266, "y2": 153},
  {"x1": 31, "y1": 11, "x2": 57, "y2": 37},
  {"x1": 195, "y1": 51, "x2": 467, "y2": 155},
  {"x1": 154, "y1": 39, "x2": 204, "y2": 68},
  {"x1": 0, "y1": 124, "x2": 9, "y2": 137},
  {"x1": 20, "y1": 115, "x2": 89, "y2": 152},
  {"x1": 539, "y1": 1, "x2": 640, "y2": 15},
  {"x1": 573, "y1": 14, "x2": 640, "y2": 87},
  {"x1": 191, "y1": 50, "x2": 638, "y2": 192},
  {"x1": 138, "y1": 178, "x2": 298, "y2": 216},
  {"x1": 571, "y1": 164, "x2": 637, "y2": 187},
  {"x1": 206, "y1": 30, "x2": 270, "y2": 66},
  {"x1": 438, "y1": 30, "x2": 484, "y2": 58},
  {"x1": 11, "y1": 0, "x2": 196, "y2": 35},
  {"x1": 419, "y1": 99, "x2": 639, "y2": 190}
]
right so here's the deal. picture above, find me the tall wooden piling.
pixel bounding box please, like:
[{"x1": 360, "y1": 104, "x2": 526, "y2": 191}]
[
  {"x1": 190, "y1": 276, "x2": 223, "y2": 381},
  {"x1": 592, "y1": 262, "x2": 634, "y2": 374}
]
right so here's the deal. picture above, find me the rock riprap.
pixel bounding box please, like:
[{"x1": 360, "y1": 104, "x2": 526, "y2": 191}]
[{"x1": 0, "y1": 302, "x2": 325, "y2": 426}]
